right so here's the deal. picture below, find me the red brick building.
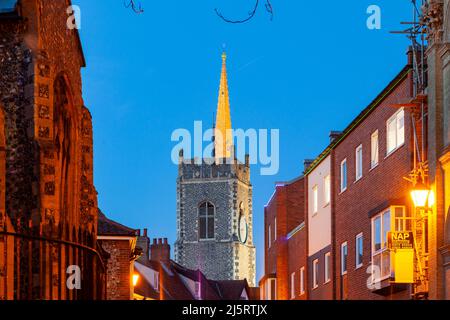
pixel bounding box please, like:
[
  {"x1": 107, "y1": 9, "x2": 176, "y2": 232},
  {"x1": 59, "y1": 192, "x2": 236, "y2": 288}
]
[
  {"x1": 260, "y1": 175, "x2": 307, "y2": 300},
  {"x1": 260, "y1": 50, "x2": 433, "y2": 300}
]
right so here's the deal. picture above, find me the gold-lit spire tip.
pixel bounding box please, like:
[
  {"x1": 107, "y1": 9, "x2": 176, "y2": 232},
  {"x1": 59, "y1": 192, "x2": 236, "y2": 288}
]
[{"x1": 221, "y1": 51, "x2": 227, "y2": 62}]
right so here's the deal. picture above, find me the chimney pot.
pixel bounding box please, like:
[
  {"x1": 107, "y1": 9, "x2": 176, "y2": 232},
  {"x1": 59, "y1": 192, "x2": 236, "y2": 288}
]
[
  {"x1": 143, "y1": 228, "x2": 148, "y2": 237},
  {"x1": 329, "y1": 131, "x2": 342, "y2": 143}
]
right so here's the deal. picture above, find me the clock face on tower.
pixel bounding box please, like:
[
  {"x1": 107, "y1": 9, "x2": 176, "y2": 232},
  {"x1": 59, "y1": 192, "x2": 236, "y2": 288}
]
[{"x1": 238, "y1": 214, "x2": 248, "y2": 244}]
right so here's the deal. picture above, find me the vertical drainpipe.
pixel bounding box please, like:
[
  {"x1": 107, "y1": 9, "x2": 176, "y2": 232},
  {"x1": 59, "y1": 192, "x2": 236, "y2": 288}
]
[{"x1": 330, "y1": 148, "x2": 337, "y2": 300}]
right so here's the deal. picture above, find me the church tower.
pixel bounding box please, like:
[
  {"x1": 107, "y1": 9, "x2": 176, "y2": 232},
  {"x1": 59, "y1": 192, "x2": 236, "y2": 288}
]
[{"x1": 175, "y1": 53, "x2": 256, "y2": 287}]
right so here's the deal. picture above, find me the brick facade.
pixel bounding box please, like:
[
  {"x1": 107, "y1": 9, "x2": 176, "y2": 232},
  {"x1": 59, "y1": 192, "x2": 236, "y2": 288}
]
[
  {"x1": 333, "y1": 63, "x2": 415, "y2": 300},
  {"x1": 261, "y1": 175, "x2": 306, "y2": 300},
  {"x1": 260, "y1": 49, "x2": 446, "y2": 300}
]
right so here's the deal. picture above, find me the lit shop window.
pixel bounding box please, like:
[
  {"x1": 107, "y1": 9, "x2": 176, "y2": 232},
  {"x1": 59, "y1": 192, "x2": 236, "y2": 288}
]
[{"x1": 386, "y1": 109, "x2": 405, "y2": 155}]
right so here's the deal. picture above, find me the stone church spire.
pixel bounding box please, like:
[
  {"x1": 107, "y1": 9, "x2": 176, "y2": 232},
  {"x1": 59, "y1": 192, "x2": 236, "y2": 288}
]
[{"x1": 214, "y1": 52, "x2": 233, "y2": 159}]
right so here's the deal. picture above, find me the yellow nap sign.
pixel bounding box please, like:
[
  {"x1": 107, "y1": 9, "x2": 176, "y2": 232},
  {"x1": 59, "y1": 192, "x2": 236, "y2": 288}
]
[{"x1": 388, "y1": 231, "x2": 414, "y2": 250}]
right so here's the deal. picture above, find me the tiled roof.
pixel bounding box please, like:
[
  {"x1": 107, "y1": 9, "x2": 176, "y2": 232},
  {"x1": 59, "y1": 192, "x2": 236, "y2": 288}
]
[
  {"x1": 136, "y1": 258, "x2": 252, "y2": 300},
  {"x1": 0, "y1": 0, "x2": 18, "y2": 13},
  {"x1": 97, "y1": 209, "x2": 137, "y2": 236}
]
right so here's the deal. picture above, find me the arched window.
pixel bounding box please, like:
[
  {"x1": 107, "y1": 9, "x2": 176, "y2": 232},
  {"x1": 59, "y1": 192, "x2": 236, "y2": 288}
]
[{"x1": 199, "y1": 202, "x2": 215, "y2": 240}]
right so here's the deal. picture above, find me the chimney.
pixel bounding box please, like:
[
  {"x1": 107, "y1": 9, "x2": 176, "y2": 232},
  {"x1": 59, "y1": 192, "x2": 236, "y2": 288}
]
[
  {"x1": 136, "y1": 229, "x2": 150, "y2": 263},
  {"x1": 150, "y1": 238, "x2": 170, "y2": 264},
  {"x1": 329, "y1": 131, "x2": 342, "y2": 143},
  {"x1": 304, "y1": 159, "x2": 314, "y2": 172}
]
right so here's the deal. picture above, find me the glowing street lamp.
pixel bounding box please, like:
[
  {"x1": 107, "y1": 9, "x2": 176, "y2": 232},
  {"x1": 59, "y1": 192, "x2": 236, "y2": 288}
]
[
  {"x1": 410, "y1": 181, "x2": 430, "y2": 208},
  {"x1": 132, "y1": 273, "x2": 140, "y2": 287}
]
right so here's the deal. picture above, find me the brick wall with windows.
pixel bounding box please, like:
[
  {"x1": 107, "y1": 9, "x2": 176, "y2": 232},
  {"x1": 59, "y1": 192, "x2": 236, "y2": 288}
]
[
  {"x1": 261, "y1": 176, "x2": 306, "y2": 300},
  {"x1": 333, "y1": 62, "x2": 420, "y2": 299}
]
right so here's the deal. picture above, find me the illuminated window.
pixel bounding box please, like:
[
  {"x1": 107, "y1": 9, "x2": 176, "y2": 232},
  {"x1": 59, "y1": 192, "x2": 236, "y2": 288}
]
[
  {"x1": 341, "y1": 242, "x2": 348, "y2": 275},
  {"x1": 313, "y1": 259, "x2": 319, "y2": 289},
  {"x1": 325, "y1": 252, "x2": 331, "y2": 283},
  {"x1": 355, "y1": 145, "x2": 363, "y2": 180},
  {"x1": 371, "y1": 130, "x2": 379, "y2": 168},
  {"x1": 313, "y1": 185, "x2": 318, "y2": 214},
  {"x1": 290, "y1": 272, "x2": 296, "y2": 299},
  {"x1": 371, "y1": 206, "x2": 408, "y2": 282},
  {"x1": 324, "y1": 175, "x2": 331, "y2": 205},
  {"x1": 356, "y1": 233, "x2": 363, "y2": 269},
  {"x1": 300, "y1": 267, "x2": 305, "y2": 295},
  {"x1": 387, "y1": 109, "x2": 405, "y2": 155},
  {"x1": 199, "y1": 202, "x2": 215, "y2": 240},
  {"x1": 266, "y1": 278, "x2": 277, "y2": 300},
  {"x1": 341, "y1": 159, "x2": 347, "y2": 192}
]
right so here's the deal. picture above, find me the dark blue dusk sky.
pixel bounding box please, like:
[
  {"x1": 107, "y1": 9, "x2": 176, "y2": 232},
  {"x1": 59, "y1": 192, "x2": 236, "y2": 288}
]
[{"x1": 75, "y1": 0, "x2": 411, "y2": 280}]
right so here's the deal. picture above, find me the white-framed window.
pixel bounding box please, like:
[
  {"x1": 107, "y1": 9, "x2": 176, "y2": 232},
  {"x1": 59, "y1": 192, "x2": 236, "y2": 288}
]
[
  {"x1": 265, "y1": 278, "x2": 277, "y2": 300},
  {"x1": 290, "y1": 272, "x2": 296, "y2": 299},
  {"x1": 355, "y1": 144, "x2": 363, "y2": 180},
  {"x1": 324, "y1": 252, "x2": 331, "y2": 284},
  {"x1": 386, "y1": 109, "x2": 405, "y2": 155},
  {"x1": 371, "y1": 130, "x2": 379, "y2": 168},
  {"x1": 341, "y1": 242, "x2": 348, "y2": 275},
  {"x1": 268, "y1": 224, "x2": 271, "y2": 249},
  {"x1": 371, "y1": 206, "x2": 409, "y2": 283},
  {"x1": 312, "y1": 259, "x2": 319, "y2": 289},
  {"x1": 300, "y1": 267, "x2": 305, "y2": 295},
  {"x1": 356, "y1": 233, "x2": 363, "y2": 269},
  {"x1": 324, "y1": 175, "x2": 331, "y2": 205},
  {"x1": 340, "y1": 159, "x2": 347, "y2": 192},
  {"x1": 312, "y1": 185, "x2": 318, "y2": 214},
  {"x1": 274, "y1": 217, "x2": 277, "y2": 241}
]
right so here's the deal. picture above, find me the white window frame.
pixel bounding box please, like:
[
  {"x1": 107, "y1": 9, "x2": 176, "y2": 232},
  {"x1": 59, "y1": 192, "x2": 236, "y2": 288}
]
[
  {"x1": 324, "y1": 252, "x2": 331, "y2": 284},
  {"x1": 290, "y1": 272, "x2": 296, "y2": 299},
  {"x1": 266, "y1": 278, "x2": 277, "y2": 300},
  {"x1": 312, "y1": 185, "x2": 318, "y2": 214},
  {"x1": 371, "y1": 130, "x2": 379, "y2": 169},
  {"x1": 355, "y1": 144, "x2": 363, "y2": 181},
  {"x1": 356, "y1": 233, "x2": 363, "y2": 269},
  {"x1": 300, "y1": 267, "x2": 305, "y2": 295},
  {"x1": 324, "y1": 175, "x2": 331, "y2": 206},
  {"x1": 340, "y1": 159, "x2": 347, "y2": 192},
  {"x1": 268, "y1": 224, "x2": 271, "y2": 249},
  {"x1": 312, "y1": 259, "x2": 319, "y2": 289},
  {"x1": 371, "y1": 206, "x2": 408, "y2": 283},
  {"x1": 386, "y1": 108, "x2": 405, "y2": 155},
  {"x1": 341, "y1": 242, "x2": 348, "y2": 275}
]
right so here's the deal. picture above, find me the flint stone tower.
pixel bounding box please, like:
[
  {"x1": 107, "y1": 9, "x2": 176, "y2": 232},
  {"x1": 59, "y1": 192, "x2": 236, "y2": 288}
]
[{"x1": 174, "y1": 53, "x2": 256, "y2": 287}]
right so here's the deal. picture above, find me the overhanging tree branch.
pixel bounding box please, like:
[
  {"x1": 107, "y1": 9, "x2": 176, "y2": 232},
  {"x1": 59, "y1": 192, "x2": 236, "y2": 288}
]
[
  {"x1": 124, "y1": 0, "x2": 144, "y2": 14},
  {"x1": 215, "y1": 0, "x2": 273, "y2": 24}
]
